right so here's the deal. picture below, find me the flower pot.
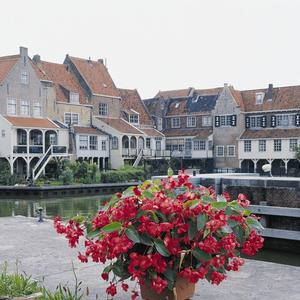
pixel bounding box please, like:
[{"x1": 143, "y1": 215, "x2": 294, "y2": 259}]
[{"x1": 140, "y1": 277, "x2": 195, "y2": 300}]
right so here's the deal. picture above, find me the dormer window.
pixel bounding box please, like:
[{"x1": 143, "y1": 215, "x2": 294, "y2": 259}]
[
  {"x1": 69, "y1": 92, "x2": 79, "y2": 104},
  {"x1": 99, "y1": 103, "x2": 108, "y2": 115},
  {"x1": 175, "y1": 103, "x2": 180, "y2": 108},
  {"x1": 129, "y1": 114, "x2": 139, "y2": 124},
  {"x1": 255, "y1": 93, "x2": 264, "y2": 105}
]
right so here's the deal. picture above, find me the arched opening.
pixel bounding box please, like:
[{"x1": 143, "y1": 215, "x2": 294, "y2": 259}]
[
  {"x1": 29, "y1": 129, "x2": 43, "y2": 154},
  {"x1": 138, "y1": 137, "x2": 144, "y2": 150},
  {"x1": 122, "y1": 136, "x2": 129, "y2": 149},
  {"x1": 256, "y1": 159, "x2": 269, "y2": 175},
  {"x1": 241, "y1": 159, "x2": 254, "y2": 173},
  {"x1": 287, "y1": 160, "x2": 300, "y2": 176},
  {"x1": 30, "y1": 157, "x2": 40, "y2": 178},
  {"x1": 272, "y1": 159, "x2": 285, "y2": 176},
  {"x1": 13, "y1": 157, "x2": 27, "y2": 177},
  {"x1": 45, "y1": 130, "x2": 58, "y2": 150},
  {"x1": 130, "y1": 136, "x2": 137, "y2": 149}
]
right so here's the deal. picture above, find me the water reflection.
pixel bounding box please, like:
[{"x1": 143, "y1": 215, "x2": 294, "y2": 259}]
[{"x1": 0, "y1": 195, "x2": 111, "y2": 219}]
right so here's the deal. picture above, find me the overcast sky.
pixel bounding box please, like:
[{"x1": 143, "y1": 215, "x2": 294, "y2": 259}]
[{"x1": 1, "y1": 0, "x2": 300, "y2": 98}]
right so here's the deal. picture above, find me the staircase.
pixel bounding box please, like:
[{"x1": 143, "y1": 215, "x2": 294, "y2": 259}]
[
  {"x1": 32, "y1": 146, "x2": 53, "y2": 181},
  {"x1": 133, "y1": 149, "x2": 143, "y2": 167}
]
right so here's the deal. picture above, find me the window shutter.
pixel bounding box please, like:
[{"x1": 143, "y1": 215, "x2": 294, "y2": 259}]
[
  {"x1": 231, "y1": 115, "x2": 237, "y2": 126},
  {"x1": 271, "y1": 115, "x2": 276, "y2": 127},
  {"x1": 261, "y1": 116, "x2": 267, "y2": 128},
  {"x1": 295, "y1": 114, "x2": 300, "y2": 127},
  {"x1": 245, "y1": 116, "x2": 250, "y2": 128},
  {"x1": 215, "y1": 116, "x2": 220, "y2": 127}
]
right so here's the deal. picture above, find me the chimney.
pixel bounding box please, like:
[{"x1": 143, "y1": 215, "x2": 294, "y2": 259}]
[
  {"x1": 224, "y1": 83, "x2": 228, "y2": 87},
  {"x1": 98, "y1": 58, "x2": 104, "y2": 64},
  {"x1": 19, "y1": 46, "x2": 28, "y2": 58},
  {"x1": 267, "y1": 83, "x2": 273, "y2": 101},
  {"x1": 33, "y1": 54, "x2": 41, "y2": 64}
]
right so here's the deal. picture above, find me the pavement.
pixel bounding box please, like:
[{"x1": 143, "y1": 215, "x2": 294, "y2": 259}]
[{"x1": 0, "y1": 216, "x2": 299, "y2": 300}]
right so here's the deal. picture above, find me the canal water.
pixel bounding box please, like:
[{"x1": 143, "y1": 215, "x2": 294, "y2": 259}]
[{"x1": 0, "y1": 196, "x2": 299, "y2": 267}]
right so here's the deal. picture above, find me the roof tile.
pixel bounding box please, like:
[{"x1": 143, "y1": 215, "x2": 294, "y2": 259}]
[
  {"x1": 97, "y1": 117, "x2": 143, "y2": 134},
  {"x1": 5, "y1": 116, "x2": 58, "y2": 129},
  {"x1": 240, "y1": 128, "x2": 300, "y2": 139}
]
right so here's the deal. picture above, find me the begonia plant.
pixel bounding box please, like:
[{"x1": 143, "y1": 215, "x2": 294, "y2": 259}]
[{"x1": 54, "y1": 170, "x2": 264, "y2": 299}]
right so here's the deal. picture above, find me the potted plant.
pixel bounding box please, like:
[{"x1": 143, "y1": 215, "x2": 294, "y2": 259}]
[{"x1": 54, "y1": 170, "x2": 264, "y2": 300}]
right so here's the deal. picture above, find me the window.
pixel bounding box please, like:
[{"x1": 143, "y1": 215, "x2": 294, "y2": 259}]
[
  {"x1": 193, "y1": 140, "x2": 206, "y2": 151},
  {"x1": 216, "y1": 146, "x2": 224, "y2": 157},
  {"x1": 274, "y1": 139, "x2": 282, "y2": 152},
  {"x1": 33, "y1": 102, "x2": 42, "y2": 117},
  {"x1": 129, "y1": 114, "x2": 139, "y2": 124},
  {"x1": 219, "y1": 115, "x2": 232, "y2": 127},
  {"x1": 202, "y1": 116, "x2": 212, "y2": 126},
  {"x1": 112, "y1": 136, "x2": 118, "y2": 149},
  {"x1": 220, "y1": 115, "x2": 226, "y2": 126},
  {"x1": 171, "y1": 118, "x2": 180, "y2": 128},
  {"x1": 79, "y1": 135, "x2": 88, "y2": 150},
  {"x1": 187, "y1": 116, "x2": 196, "y2": 127},
  {"x1": 99, "y1": 103, "x2": 108, "y2": 116},
  {"x1": 276, "y1": 114, "x2": 295, "y2": 127},
  {"x1": 20, "y1": 100, "x2": 29, "y2": 116},
  {"x1": 89, "y1": 136, "x2": 98, "y2": 150},
  {"x1": 18, "y1": 131, "x2": 27, "y2": 145},
  {"x1": 255, "y1": 93, "x2": 264, "y2": 104},
  {"x1": 146, "y1": 138, "x2": 151, "y2": 149},
  {"x1": 7, "y1": 98, "x2": 16, "y2": 115},
  {"x1": 244, "y1": 140, "x2": 251, "y2": 152},
  {"x1": 102, "y1": 140, "x2": 107, "y2": 151},
  {"x1": 1, "y1": 130, "x2": 5, "y2": 137},
  {"x1": 289, "y1": 139, "x2": 297, "y2": 152},
  {"x1": 208, "y1": 140, "x2": 213, "y2": 150},
  {"x1": 64, "y1": 113, "x2": 79, "y2": 125},
  {"x1": 250, "y1": 116, "x2": 262, "y2": 128},
  {"x1": 227, "y1": 145, "x2": 235, "y2": 157},
  {"x1": 259, "y1": 140, "x2": 266, "y2": 152},
  {"x1": 21, "y1": 71, "x2": 29, "y2": 84},
  {"x1": 156, "y1": 118, "x2": 162, "y2": 131},
  {"x1": 69, "y1": 92, "x2": 79, "y2": 104}
]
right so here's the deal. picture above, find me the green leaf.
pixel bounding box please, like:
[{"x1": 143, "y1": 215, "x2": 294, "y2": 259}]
[
  {"x1": 197, "y1": 214, "x2": 207, "y2": 230},
  {"x1": 156, "y1": 210, "x2": 168, "y2": 222},
  {"x1": 142, "y1": 190, "x2": 153, "y2": 199},
  {"x1": 108, "y1": 194, "x2": 120, "y2": 208},
  {"x1": 225, "y1": 206, "x2": 240, "y2": 216},
  {"x1": 167, "y1": 168, "x2": 174, "y2": 177},
  {"x1": 150, "y1": 211, "x2": 159, "y2": 223},
  {"x1": 140, "y1": 233, "x2": 153, "y2": 246},
  {"x1": 164, "y1": 266, "x2": 176, "y2": 282},
  {"x1": 227, "y1": 219, "x2": 240, "y2": 228},
  {"x1": 243, "y1": 209, "x2": 252, "y2": 216},
  {"x1": 211, "y1": 201, "x2": 227, "y2": 210},
  {"x1": 233, "y1": 226, "x2": 244, "y2": 244},
  {"x1": 203, "y1": 227, "x2": 210, "y2": 238},
  {"x1": 112, "y1": 261, "x2": 130, "y2": 280},
  {"x1": 188, "y1": 220, "x2": 198, "y2": 240},
  {"x1": 125, "y1": 226, "x2": 140, "y2": 244},
  {"x1": 72, "y1": 215, "x2": 85, "y2": 224},
  {"x1": 202, "y1": 195, "x2": 213, "y2": 203},
  {"x1": 184, "y1": 199, "x2": 200, "y2": 209},
  {"x1": 153, "y1": 178, "x2": 162, "y2": 186},
  {"x1": 103, "y1": 264, "x2": 113, "y2": 274},
  {"x1": 246, "y1": 217, "x2": 264, "y2": 230},
  {"x1": 192, "y1": 248, "x2": 212, "y2": 261},
  {"x1": 102, "y1": 222, "x2": 122, "y2": 233},
  {"x1": 154, "y1": 239, "x2": 170, "y2": 257},
  {"x1": 122, "y1": 186, "x2": 134, "y2": 198},
  {"x1": 86, "y1": 227, "x2": 101, "y2": 239},
  {"x1": 221, "y1": 225, "x2": 233, "y2": 234}
]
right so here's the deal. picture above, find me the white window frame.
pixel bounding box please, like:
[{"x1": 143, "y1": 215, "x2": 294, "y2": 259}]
[
  {"x1": 273, "y1": 139, "x2": 282, "y2": 152},
  {"x1": 258, "y1": 140, "x2": 266, "y2": 152},
  {"x1": 20, "y1": 71, "x2": 29, "y2": 85},
  {"x1": 193, "y1": 140, "x2": 206, "y2": 151},
  {"x1": 250, "y1": 116, "x2": 262, "y2": 128},
  {"x1": 79, "y1": 135, "x2": 88, "y2": 150},
  {"x1": 146, "y1": 138, "x2": 151, "y2": 149},
  {"x1": 276, "y1": 114, "x2": 296, "y2": 127},
  {"x1": 33, "y1": 102, "x2": 42, "y2": 117},
  {"x1": 102, "y1": 140, "x2": 107, "y2": 151},
  {"x1": 219, "y1": 114, "x2": 232, "y2": 127},
  {"x1": 7, "y1": 98, "x2": 16, "y2": 115},
  {"x1": 89, "y1": 136, "x2": 98, "y2": 150},
  {"x1": 69, "y1": 92, "x2": 79, "y2": 104},
  {"x1": 129, "y1": 114, "x2": 139, "y2": 124},
  {"x1": 227, "y1": 145, "x2": 236, "y2": 157},
  {"x1": 64, "y1": 112, "x2": 79, "y2": 125},
  {"x1": 244, "y1": 140, "x2": 252, "y2": 152},
  {"x1": 202, "y1": 116, "x2": 212, "y2": 127},
  {"x1": 289, "y1": 139, "x2": 297, "y2": 152},
  {"x1": 99, "y1": 103, "x2": 108, "y2": 116},
  {"x1": 255, "y1": 92, "x2": 264, "y2": 105},
  {"x1": 216, "y1": 145, "x2": 224, "y2": 157},
  {"x1": 20, "y1": 100, "x2": 29, "y2": 116},
  {"x1": 112, "y1": 136, "x2": 118, "y2": 149},
  {"x1": 187, "y1": 116, "x2": 196, "y2": 127},
  {"x1": 171, "y1": 117, "x2": 180, "y2": 128}
]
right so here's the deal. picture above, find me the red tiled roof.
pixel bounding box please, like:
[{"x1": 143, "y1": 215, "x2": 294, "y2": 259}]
[
  {"x1": 35, "y1": 60, "x2": 88, "y2": 104},
  {"x1": 166, "y1": 99, "x2": 188, "y2": 116},
  {"x1": 155, "y1": 88, "x2": 194, "y2": 99},
  {"x1": 140, "y1": 128, "x2": 164, "y2": 137},
  {"x1": 240, "y1": 128, "x2": 300, "y2": 139},
  {"x1": 119, "y1": 88, "x2": 152, "y2": 125},
  {"x1": 229, "y1": 87, "x2": 244, "y2": 110},
  {"x1": 74, "y1": 126, "x2": 106, "y2": 135},
  {"x1": 163, "y1": 128, "x2": 211, "y2": 138},
  {"x1": 195, "y1": 87, "x2": 223, "y2": 96},
  {"x1": 241, "y1": 85, "x2": 300, "y2": 112},
  {"x1": 0, "y1": 55, "x2": 19, "y2": 83},
  {"x1": 5, "y1": 116, "x2": 58, "y2": 129},
  {"x1": 68, "y1": 56, "x2": 120, "y2": 98},
  {"x1": 97, "y1": 117, "x2": 143, "y2": 134}
]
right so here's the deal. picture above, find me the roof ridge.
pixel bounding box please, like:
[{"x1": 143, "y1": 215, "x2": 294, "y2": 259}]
[{"x1": 0, "y1": 54, "x2": 20, "y2": 61}]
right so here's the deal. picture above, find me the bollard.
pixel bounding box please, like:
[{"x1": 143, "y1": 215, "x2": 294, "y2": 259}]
[{"x1": 36, "y1": 207, "x2": 44, "y2": 222}]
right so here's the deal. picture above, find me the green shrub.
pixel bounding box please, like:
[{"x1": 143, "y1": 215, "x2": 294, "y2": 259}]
[
  {"x1": 59, "y1": 168, "x2": 74, "y2": 185},
  {"x1": 101, "y1": 166, "x2": 147, "y2": 183}
]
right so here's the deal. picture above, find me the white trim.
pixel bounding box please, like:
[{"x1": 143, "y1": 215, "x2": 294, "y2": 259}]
[
  {"x1": 171, "y1": 117, "x2": 180, "y2": 128},
  {"x1": 56, "y1": 101, "x2": 93, "y2": 108},
  {"x1": 92, "y1": 93, "x2": 121, "y2": 100},
  {"x1": 64, "y1": 112, "x2": 80, "y2": 125},
  {"x1": 227, "y1": 145, "x2": 236, "y2": 157},
  {"x1": 241, "y1": 108, "x2": 300, "y2": 114},
  {"x1": 216, "y1": 145, "x2": 225, "y2": 157}
]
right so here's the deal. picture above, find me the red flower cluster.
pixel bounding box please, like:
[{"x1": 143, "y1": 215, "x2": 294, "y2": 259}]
[{"x1": 54, "y1": 170, "x2": 264, "y2": 297}]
